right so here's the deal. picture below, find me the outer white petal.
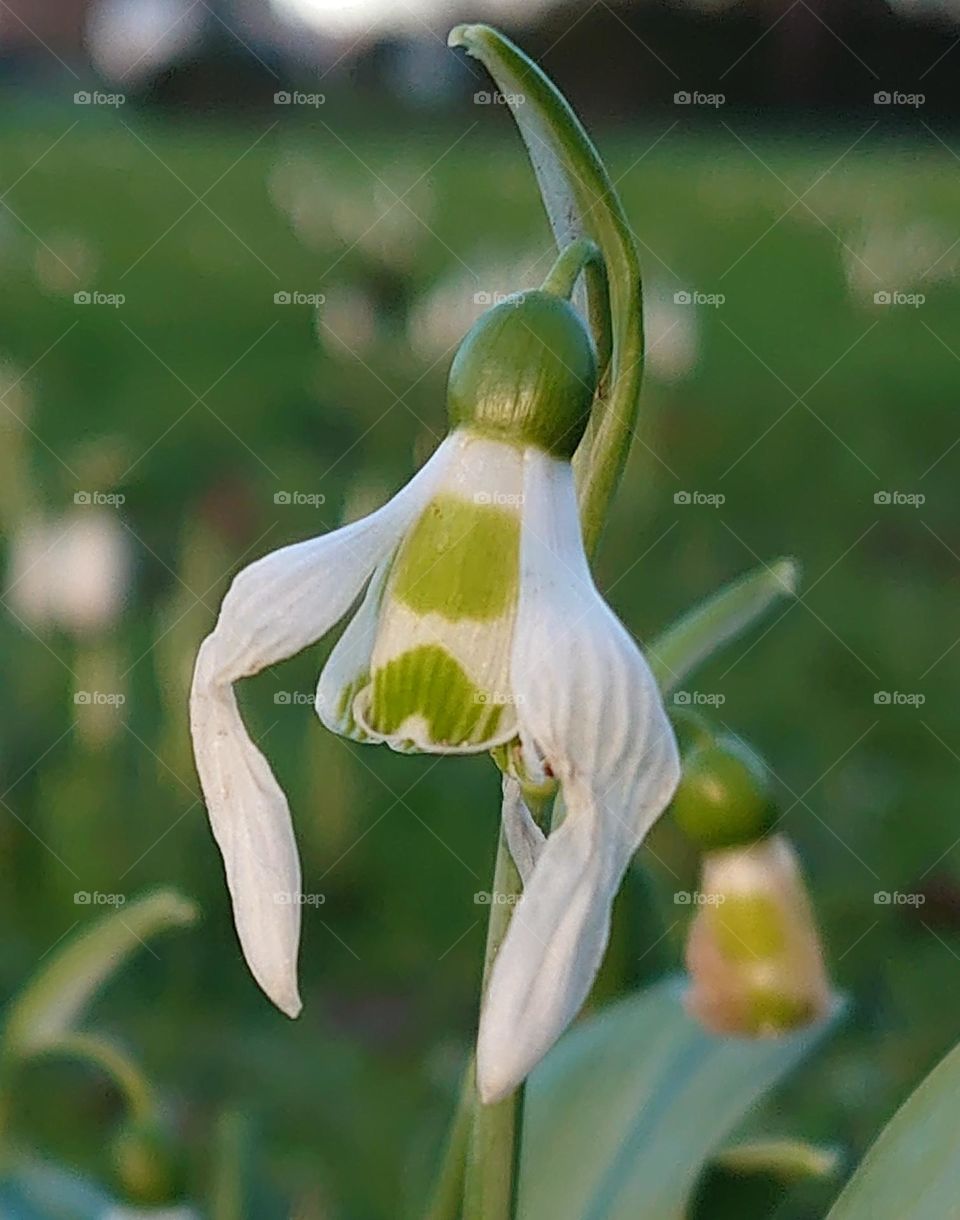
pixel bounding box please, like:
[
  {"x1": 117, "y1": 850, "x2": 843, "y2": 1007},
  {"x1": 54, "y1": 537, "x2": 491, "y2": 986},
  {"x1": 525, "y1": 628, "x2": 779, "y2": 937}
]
[
  {"x1": 476, "y1": 449, "x2": 680, "y2": 1104},
  {"x1": 190, "y1": 439, "x2": 454, "y2": 1017}
]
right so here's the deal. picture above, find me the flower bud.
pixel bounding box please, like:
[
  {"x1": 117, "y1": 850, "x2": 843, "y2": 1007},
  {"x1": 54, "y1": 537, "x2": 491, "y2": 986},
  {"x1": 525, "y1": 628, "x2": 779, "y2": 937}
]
[
  {"x1": 446, "y1": 290, "x2": 597, "y2": 458},
  {"x1": 672, "y1": 733, "x2": 777, "y2": 850},
  {"x1": 684, "y1": 835, "x2": 832, "y2": 1036}
]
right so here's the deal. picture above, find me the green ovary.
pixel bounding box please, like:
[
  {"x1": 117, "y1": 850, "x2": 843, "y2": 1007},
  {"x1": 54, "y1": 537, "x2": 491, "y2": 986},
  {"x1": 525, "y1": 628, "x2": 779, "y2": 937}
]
[
  {"x1": 390, "y1": 494, "x2": 519, "y2": 621},
  {"x1": 365, "y1": 645, "x2": 505, "y2": 748}
]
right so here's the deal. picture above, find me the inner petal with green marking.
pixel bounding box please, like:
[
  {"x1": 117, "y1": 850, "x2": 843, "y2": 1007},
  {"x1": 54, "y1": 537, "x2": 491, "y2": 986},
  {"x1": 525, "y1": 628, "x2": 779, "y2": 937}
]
[{"x1": 352, "y1": 432, "x2": 525, "y2": 753}]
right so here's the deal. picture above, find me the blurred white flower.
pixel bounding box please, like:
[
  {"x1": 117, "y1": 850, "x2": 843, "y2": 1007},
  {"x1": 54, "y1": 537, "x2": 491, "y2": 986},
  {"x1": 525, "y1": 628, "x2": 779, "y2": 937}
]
[
  {"x1": 844, "y1": 217, "x2": 960, "y2": 307},
  {"x1": 86, "y1": 0, "x2": 205, "y2": 87},
  {"x1": 645, "y1": 283, "x2": 701, "y2": 383},
  {"x1": 406, "y1": 255, "x2": 541, "y2": 361},
  {"x1": 5, "y1": 509, "x2": 131, "y2": 634}
]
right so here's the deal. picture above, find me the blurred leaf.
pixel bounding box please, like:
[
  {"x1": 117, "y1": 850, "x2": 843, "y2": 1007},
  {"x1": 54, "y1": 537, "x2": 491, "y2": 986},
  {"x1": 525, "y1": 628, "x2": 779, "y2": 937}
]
[
  {"x1": 519, "y1": 977, "x2": 842, "y2": 1220},
  {"x1": 716, "y1": 1137, "x2": 842, "y2": 1182},
  {"x1": 29, "y1": 1033, "x2": 155, "y2": 1123},
  {"x1": 3, "y1": 891, "x2": 198, "y2": 1059},
  {"x1": 0, "y1": 1157, "x2": 115, "y2": 1219},
  {"x1": 825, "y1": 1038, "x2": 960, "y2": 1219},
  {"x1": 209, "y1": 1111, "x2": 249, "y2": 1220},
  {"x1": 649, "y1": 559, "x2": 800, "y2": 693},
  {"x1": 448, "y1": 22, "x2": 642, "y2": 558}
]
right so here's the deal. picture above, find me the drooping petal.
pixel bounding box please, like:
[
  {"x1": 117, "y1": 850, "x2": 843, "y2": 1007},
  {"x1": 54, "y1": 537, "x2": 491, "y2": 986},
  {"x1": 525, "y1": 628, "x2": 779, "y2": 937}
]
[
  {"x1": 476, "y1": 449, "x2": 680, "y2": 1103},
  {"x1": 190, "y1": 439, "x2": 455, "y2": 1016},
  {"x1": 501, "y1": 774, "x2": 545, "y2": 886},
  {"x1": 349, "y1": 431, "x2": 526, "y2": 754}
]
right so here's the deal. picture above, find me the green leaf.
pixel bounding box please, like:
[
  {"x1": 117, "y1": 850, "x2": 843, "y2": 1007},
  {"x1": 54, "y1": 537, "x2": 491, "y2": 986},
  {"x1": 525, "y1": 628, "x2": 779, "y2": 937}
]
[
  {"x1": 448, "y1": 23, "x2": 642, "y2": 558},
  {"x1": 649, "y1": 558, "x2": 800, "y2": 693},
  {"x1": 519, "y1": 977, "x2": 842, "y2": 1220},
  {"x1": 3, "y1": 889, "x2": 198, "y2": 1059},
  {"x1": 825, "y1": 1038, "x2": 960, "y2": 1219}
]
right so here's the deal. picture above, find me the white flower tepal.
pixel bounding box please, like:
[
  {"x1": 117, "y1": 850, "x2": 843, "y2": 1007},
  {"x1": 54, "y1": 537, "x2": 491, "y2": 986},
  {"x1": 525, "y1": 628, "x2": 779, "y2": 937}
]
[{"x1": 190, "y1": 289, "x2": 680, "y2": 1100}]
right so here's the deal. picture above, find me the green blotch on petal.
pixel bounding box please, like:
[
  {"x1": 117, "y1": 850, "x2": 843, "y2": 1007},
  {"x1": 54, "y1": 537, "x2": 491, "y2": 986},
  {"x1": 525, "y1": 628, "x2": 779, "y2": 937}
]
[
  {"x1": 390, "y1": 494, "x2": 519, "y2": 621},
  {"x1": 366, "y1": 644, "x2": 505, "y2": 748},
  {"x1": 333, "y1": 674, "x2": 371, "y2": 740},
  {"x1": 713, "y1": 895, "x2": 786, "y2": 962}
]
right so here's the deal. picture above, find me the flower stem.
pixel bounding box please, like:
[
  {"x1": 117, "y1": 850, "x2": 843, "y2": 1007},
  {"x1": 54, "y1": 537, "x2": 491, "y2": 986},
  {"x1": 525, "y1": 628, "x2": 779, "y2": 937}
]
[
  {"x1": 541, "y1": 238, "x2": 612, "y2": 379},
  {"x1": 424, "y1": 1060, "x2": 474, "y2": 1220},
  {"x1": 461, "y1": 822, "x2": 525, "y2": 1220}
]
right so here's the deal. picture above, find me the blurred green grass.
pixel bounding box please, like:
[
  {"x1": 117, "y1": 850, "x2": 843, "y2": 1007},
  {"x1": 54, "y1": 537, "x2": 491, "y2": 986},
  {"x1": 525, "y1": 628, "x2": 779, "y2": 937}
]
[{"x1": 2, "y1": 106, "x2": 960, "y2": 1217}]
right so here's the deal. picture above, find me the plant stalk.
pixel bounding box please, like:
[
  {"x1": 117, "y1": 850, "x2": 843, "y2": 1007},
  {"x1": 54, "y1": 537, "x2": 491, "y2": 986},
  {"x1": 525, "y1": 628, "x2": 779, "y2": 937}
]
[{"x1": 461, "y1": 822, "x2": 525, "y2": 1219}]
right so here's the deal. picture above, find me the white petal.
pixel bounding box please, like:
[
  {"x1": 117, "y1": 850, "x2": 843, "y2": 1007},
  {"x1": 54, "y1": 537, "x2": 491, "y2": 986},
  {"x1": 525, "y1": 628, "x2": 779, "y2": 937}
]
[
  {"x1": 501, "y1": 774, "x2": 545, "y2": 886},
  {"x1": 476, "y1": 450, "x2": 680, "y2": 1103},
  {"x1": 315, "y1": 557, "x2": 391, "y2": 742},
  {"x1": 351, "y1": 432, "x2": 525, "y2": 754},
  {"x1": 190, "y1": 439, "x2": 454, "y2": 1016}
]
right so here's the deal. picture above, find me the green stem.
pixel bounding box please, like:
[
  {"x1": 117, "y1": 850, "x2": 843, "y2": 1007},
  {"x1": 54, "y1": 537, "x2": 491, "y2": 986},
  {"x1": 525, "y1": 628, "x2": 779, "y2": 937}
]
[
  {"x1": 424, "y1": 1059, "x2": 474, "y2": 1220},
  {"x1": 541, "y1": 238, "x2": 612, "y2": 380},
  {"x1": 462, "y1": 824, "x2": 525, "y2": 1220}
]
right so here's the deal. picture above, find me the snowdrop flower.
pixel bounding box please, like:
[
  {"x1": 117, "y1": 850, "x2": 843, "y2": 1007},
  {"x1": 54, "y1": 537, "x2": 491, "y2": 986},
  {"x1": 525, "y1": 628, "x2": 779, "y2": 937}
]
[
  {"x1": 684, "y1": 835, "x2": 832, "y2": 1037},
  {"x1": 673, "y1": 730, "x2": 832, "y2": 1037},
  {"x1": 190, "y1": 287, "x2": 680, "y2": 1100}
]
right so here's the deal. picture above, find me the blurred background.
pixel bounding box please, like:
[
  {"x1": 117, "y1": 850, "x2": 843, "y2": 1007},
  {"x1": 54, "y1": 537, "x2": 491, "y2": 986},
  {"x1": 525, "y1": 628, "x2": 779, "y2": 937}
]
[{"x1": 1, "y1": 0, "x2": 959, "y2": 1215}]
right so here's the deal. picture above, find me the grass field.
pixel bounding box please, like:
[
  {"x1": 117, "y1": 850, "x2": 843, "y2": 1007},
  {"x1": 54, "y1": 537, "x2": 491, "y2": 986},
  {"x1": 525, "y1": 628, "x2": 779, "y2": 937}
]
[{"x1": 2, "y1": 103, "x2": 960, "y2": 1216}]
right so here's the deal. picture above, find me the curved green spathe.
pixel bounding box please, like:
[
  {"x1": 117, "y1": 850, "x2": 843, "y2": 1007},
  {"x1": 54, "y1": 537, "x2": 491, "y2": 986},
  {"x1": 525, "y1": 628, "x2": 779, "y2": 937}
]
[{"x1": 449, "y1": 23, "x2": 643, "y2": 557}]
